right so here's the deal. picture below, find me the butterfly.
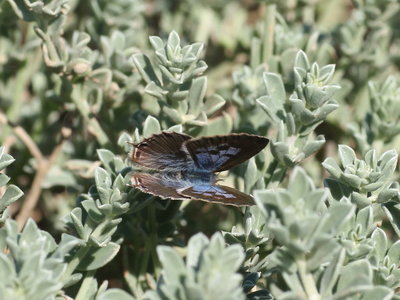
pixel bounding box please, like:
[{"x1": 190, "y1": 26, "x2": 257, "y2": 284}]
[{"x1": 130, "y1": 131, "x2": 269, "y2": 206}]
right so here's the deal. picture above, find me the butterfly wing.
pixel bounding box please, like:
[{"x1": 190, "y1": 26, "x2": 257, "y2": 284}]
[
  {"x1": 131, "y1": 131, "x2": 193, "y2": 171},
  {"x1": 131, "y1": 173, "x2": 254, "y2": 206},
  {"x1": 183, "y1": 134, "x2": 269, "y2": 172},
  {"x1": 177, "y1": 184, "x2": 255, "y2": 206},
  {"x1": 131, "y1": 173, "x2": 190, "y2": 200}
]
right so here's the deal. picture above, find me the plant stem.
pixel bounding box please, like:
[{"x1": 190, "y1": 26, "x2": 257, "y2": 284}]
[
  {"x1": 262, "y1": 4, "x2": 276, "y2": 64},
  {"x1": 62, "y1": 246, "x2": 92, "y2": 285},
  {"x1": 75, "y1": 270, "x2": 97, "y2": 300},
  {"x1": 297, "y1": 258, "x2": 321, "y2": 300}
]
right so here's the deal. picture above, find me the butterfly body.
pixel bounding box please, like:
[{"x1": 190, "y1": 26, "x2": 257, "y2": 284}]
[{"x1": 130, "y1": 131, "x2": 269, "y2": 206}]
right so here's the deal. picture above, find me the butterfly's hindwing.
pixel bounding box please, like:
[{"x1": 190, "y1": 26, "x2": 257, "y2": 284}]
[
  {"x1": 132, "y1": 131, "x2": 193, "y2": 171},
  {"x1": 177, "y1": 184, "x2": 255, "y2": 206},
  {"x1": 183, "y1": 134, "x2": 269, "y2": 172},
  {"x1": 131, "y1": 173, "x2": 190, "y2": 200}
]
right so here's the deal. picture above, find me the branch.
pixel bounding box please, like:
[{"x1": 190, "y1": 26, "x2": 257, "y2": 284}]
[
  {"x1": 0, "y1": 111, "x2": 45, "y2": 163},
  {"x1": 15, "y1": 128, "x2": 71, "y2": 231}
]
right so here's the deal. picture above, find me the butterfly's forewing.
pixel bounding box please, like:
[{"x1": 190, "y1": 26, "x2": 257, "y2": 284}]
[
  {"x1": 131, "y1": 173, "x2": 190, "y2": 200},
  {"x1": 132, "y1": 131, "x2": 193, "y2": 171},
  {"x1": 177, "y1": 184, "x2": 255, "y2": 206},
  {"x1": 183, "y1": 134, "x2": 269, "y2": 172}
]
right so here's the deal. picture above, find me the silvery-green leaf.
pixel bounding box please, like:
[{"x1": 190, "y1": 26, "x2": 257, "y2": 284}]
[
  {"x1": 336, "y1": 259, "x2": 372, "y2": 291},
  {"x1": 315, "y1": 102, "x2": 339, "y2": 120},
  {"x1": 149, "y1": 36, "x2": 164, "y2": 50},
  {"x1": 364, "y1": 149, "x2": 377, "y2": 168},
  {"x1": 362, "y1": 182, "x2": 385, "y2": 192},
  {"x1": 95, "y1": 167, "x2": 112, "y2": 189},
  {"x1": 77, "y1": 242, "x2": 120, "y2": 271},
  {"x1": 117, "y1": 132, "x2": 133, "y2": 151},
  {"x1": 188, "y1": 76, "x2": 207, "y2": 116},
  {"x1": 319, "y1": 64, "x2": 336, "y2": 83},
  {"x1": 81, "y1": 199, "x2": 103, "y2": 223},
  {"x1": 167, "y1": 31, "x2": 181, "y2": 53},
  {"x1": 338, "y1": 145, "x2": 356, "y2": 167},
  {"x1": 360, "y1": 286, "x2": 393, "y2": 300},
  {"x1": 287, "y1": 167, "x2": 313, "y2": 198},
  {"x1": 307, "y1": 239, "x2": 340, "y2": 271},
  {"x1": 379, "y1": 149, "x2": 397, "y2": 167},
  {"x1": 294, "y1": 50, "x2": 310, "y2": 72},
  {"x1": 387, "y1": 240, "x2": 400, "y2": 265},
  {"x1": 263, "y1": 72, "x2": 286, "y2": 105},
  {"x1": 371, "y1": 228, "x2": 388, "y2": 261},
  {"x1": 97, "y1": 289, "x2": 135, "y2": 300},
  {"x1": 302, "y1": 136, "x2": 325, "y2": 157},
  {"x1": 320, "y1": 248, "x2": 346, "y2": 296},
  {"x1": 132, "y1": 53, "x2": 161, "y2": 85},
  {"x1": 97, "y1": 149, "x2": 115, "y2": 173},
  {"x1": 270, "y1": 142, "x2": 290, "y2": 165},
  {"x1": 380, "y1": 155, "x2": 397, "y2": 180},
  {"x1": 163, "y1": 106, "x2": 183, "y2": 123},
  {"x1": 0, "y1": 174, "x2": 10, "y2": 187},
  {"x1": 187, "y1": 233, "x2": 208, "y2": 269},
  {"x1": 377, "y1": 189, "x2": 400, "y2": 203},
  {"x1": 257, "y1": 95, "x2": 284, "y2": 123},
  {"x1": 145, "y1": 81, "x2": 167, "y2": 100},
  {"x1": 341, "y1": 173, "x2": 362, "y2": 188},
  {"x1": 351, "y1": 192, "x2": 372, "y2": 207},
  {"x1": 204, "y1": 94, "x2": 226, "y2": 116},
  {"x1": 143, "y1": 116, "x2": 161, "y2": 137},
  {"x1": 157, "y1": 246, "x2": 186, "y2": 278},
  {"x1": 0, "y1": 148, "x2": 14, "y2": 170},
  {"x1": 356, "y1": 206, "x2": 373, "y2": 237},
  {"x1": 0, "y1": 185, "x2": 23, "y2": 212},
  {"x1": 245, "y1": 157, "x2": 258, "y2": 193},
  {"x1": 322, "y1": 158, "x2": 342, "y2": 178}
]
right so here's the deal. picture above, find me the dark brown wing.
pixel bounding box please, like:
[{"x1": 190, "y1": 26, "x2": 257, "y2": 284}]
[
  {"x1": 183, "y1": 133, "x2": 269, "y2": 172},
  {"x1": 131, "y1": 173, "x2": 190, "y2": 200},
  {"x1": 177, "y1": 184, "x2": 255, "y2": 206},
  {"x1": 131, "y1": 131, "x2": 193, "y2": 171}
]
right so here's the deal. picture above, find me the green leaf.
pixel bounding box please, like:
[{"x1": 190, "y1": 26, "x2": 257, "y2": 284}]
[
  {"x1": 320, "y1": 248, "x2": 346, "y2": 296},
  {"x1": 0, "y1": 185, "x2": 23, "y2": 212},
  {"x1": 132, "y1": 53, "x2": 160, "y2": 85},
  {"x1": 263, "y1": 72, "x2": 286, "y2": 105},
  {"x1": 322, "y1": 158, "x2": 342, "y2": 178},
  {"x1": 287, "y1": 167, "x2": 313, "y2": 198},
  {"x1": 186, "y1": 237, "x2": 210, "y2": 277},
  {"x1": 157, "y1": 246, "x2": 186, "y2": 275},
  {"x1": 149, "y1": 36, "x2": 164, "y2": 50},
  {"x1": 188, "y1": 76, "x2": 207, "y2": 116},
  {"x1": 97, "y1": 289, "x2": 135, "y2": 300},
  {"x1": 294, "y1": 50, "x2": 310, "y2": 71},
  {"x1": 336, "y1": 260, "x2": 372, "y2": 291},
  {"x1": 245, "y1": 157, "x2": 258, "y2": 193},
  {"x1": 338, "y1": 144, "x2": 356, "y2": 167},
  {"x1": 370, "y1": 228, "x2": 388, "y2": 260},
  {"x1": 143, "y1": 116, "x2": 161, "y2": 138},
  {"x1": 360, "y1": 286, "x2": 393, "y2": 300},
  {"x1": 356, "y1": 206, "x2": 373, "y2": 237},
  {"x1": 167, "y1": 31, "x2": 181, "y2": 52},
  {"x1": 0, "y1": 147, "x2": 15, "y2": 170},
  {"x1": 95, "y1": 167, "x2": 112, "y2": 188},
  {"x1": 77, "y1": 242, "x2": 120, "y2": 271},
  {"x1": 0, "y1": 174, "x2": 10, "y2": 187},
  {"x1": 97, "y1": 149, "x2": 116, "y2": 174},
  {"x1": 204, "y1": 94, "x2": 226, "y2": 116}
]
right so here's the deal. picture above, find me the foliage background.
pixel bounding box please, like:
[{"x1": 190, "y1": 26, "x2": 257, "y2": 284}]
[{"x1": 1, "y1": 0, "x2": 400, "y2": 299}]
